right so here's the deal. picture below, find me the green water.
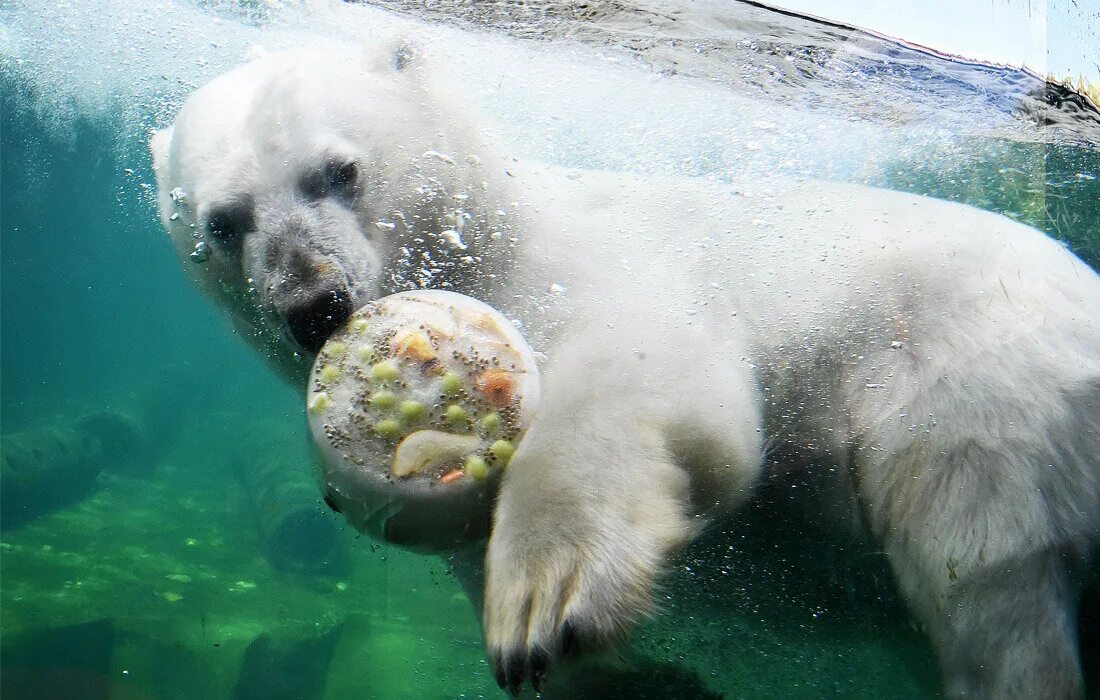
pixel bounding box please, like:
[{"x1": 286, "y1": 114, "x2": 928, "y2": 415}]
[
  {"x1": 2, "y1": 2, "x2": 1099, "y2": 698},
  {"x1": 0, "y1": 75, "x2": 497, "y2": 698}
]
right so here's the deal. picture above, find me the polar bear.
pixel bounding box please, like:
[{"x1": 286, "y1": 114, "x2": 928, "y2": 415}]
[{"x1": 150, "y1": 42, "x2": 1100, "y2": 698}]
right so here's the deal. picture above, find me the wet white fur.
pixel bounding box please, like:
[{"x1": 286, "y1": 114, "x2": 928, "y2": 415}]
[{"x1": 151, "y1": 44, "x2": 1100, "y2": 698}]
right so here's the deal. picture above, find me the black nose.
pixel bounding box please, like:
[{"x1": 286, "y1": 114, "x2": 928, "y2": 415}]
[{"x1": 285, "y1": 288, "x2": 353, "y2": 353}]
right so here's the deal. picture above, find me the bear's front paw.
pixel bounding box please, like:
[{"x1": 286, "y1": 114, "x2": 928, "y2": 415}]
[
  {"x1": 484, "y1": 528, "x2": 657, "y2": 694},
  {"x1": 483, "y1": 468, "x2": 691, "y2": 695}
]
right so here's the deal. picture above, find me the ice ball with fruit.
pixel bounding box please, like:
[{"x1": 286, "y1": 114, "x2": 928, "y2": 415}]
[{"x1": 306, "y1": 290, "x2": 539, "y2": 551}]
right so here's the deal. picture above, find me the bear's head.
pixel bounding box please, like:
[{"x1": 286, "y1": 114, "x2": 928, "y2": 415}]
[{"x1": 151, "y1": 40, "x2": 518, "y2": 384}]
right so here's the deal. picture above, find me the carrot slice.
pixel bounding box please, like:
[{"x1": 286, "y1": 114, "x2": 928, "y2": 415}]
[{"x1": 440, "y1": 468, "x2": 465, "y2": 484}]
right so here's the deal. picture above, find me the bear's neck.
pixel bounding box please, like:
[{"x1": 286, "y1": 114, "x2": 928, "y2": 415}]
[
  {"x1": 379, "y1": 148, "x2": 531, "y2": 303},
  {"x1": 377, "y1": 146, "x2": 577, "y2": 356}
]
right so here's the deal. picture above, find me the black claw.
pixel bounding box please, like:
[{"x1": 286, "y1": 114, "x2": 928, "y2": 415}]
[
  {"x1": 561, "y1": 620, "x2": 578, "y2": 657},
  {"x1": 504, "y1": 652, "x2": 525, "y2": 696},
  {"x1": 494, "y1": 659, "x2": 507, "y2": 690},
  {"x1": 530, "y1": 647, "x2": 549, "y2": 693}
]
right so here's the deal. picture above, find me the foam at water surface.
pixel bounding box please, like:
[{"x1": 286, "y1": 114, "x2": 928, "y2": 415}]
[{"x1": 4, "y1": 0, "x2": 1096, "y2": 188}]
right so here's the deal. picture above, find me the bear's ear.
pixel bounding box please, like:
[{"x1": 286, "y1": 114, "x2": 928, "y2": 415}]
[{"x1": 149, "y1": 125, "x2": 174, "y2": 192}]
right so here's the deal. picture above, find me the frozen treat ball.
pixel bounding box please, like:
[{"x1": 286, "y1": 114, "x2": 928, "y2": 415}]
[{"x1": 306, "y1": 290, "x2": 540, "y2": 551}]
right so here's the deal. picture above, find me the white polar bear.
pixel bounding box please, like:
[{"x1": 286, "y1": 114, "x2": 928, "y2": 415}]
[{"x1": 151, "y1": 42, "x2": 1100, "y2": 698}]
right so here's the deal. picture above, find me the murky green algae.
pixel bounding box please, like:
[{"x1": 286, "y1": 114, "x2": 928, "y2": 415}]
[{"x1": 0, "y1": 419, "x2": 494, "y2": 698}]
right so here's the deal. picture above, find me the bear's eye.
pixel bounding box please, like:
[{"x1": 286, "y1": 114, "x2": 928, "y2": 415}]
[
  {"x1": 300, "y1": 159, "x2": 359, "y2": 202},
  {"x1": 328, "y1": 160, "x2": 358, "y2": 194},
  {"x1": 206, "y1": 212, "x2": 235, "y2": 240},
  {"x1": 205, "y1": 202, "x2": 254, "y2": 247}
]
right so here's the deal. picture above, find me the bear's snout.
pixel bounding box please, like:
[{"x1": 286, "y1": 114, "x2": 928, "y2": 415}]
[{"x1": 284, "y1": 286, "x2": 353, "y2": 353}]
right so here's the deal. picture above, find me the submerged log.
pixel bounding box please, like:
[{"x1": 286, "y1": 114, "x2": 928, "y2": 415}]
[
  {"x1": 0, "y1": 618, "x2": 117, "y2": 700},
  {"x1": 0, "y1": 411, "x2": 144, "y2": 530},
  {"x1": 234, "y1": 449, "x2": 347, "y2": 576},
  {"x1": 232, "y1": 623, "x2": 346, "y2": 700}
]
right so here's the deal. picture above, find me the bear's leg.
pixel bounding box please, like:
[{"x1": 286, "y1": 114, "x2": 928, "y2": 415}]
[
  {"x1": 862, "y1": 425, "x2": 1086, "y2": 699},
  {"x1": 482, "y1": 309, "x2": 764, "y2": 694},
  {"x1": 854, "y1": 345, "x2": 1099, "y2": 699},
  {"x1": 887, "y1": 539, "x2": 1081, "y2": 699},
  {"x1": 485, "y1": 402, "x2": 694, "y2": 694}
]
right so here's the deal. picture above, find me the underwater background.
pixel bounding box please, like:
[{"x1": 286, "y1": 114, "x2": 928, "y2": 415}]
[{"x1": 2, "y1": 1, "x2": 1099, "y2": 698}]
